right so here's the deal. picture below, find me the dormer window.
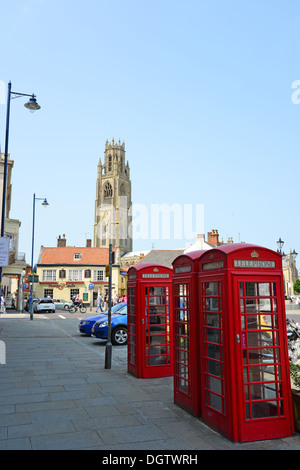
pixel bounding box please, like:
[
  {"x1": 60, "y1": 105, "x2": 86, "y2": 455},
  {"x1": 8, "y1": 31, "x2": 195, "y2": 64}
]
[{"x1": 74, "y1": 253, "x2": 81, "y2": 260}]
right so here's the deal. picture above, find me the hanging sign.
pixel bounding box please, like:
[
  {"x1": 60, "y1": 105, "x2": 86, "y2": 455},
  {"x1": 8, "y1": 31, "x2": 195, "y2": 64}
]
[{"x1": 0, "y1": 237, "x2": 9, "y2": 267}]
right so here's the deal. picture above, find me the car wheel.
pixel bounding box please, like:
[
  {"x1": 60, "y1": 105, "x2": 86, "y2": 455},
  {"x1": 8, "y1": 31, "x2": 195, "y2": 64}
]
[
  {"x1": 111, "y1": 327, "x2": 127, "y2": 346},
  {"x1": 64, "y1": 305, "x2": 69, "y2": 310}
]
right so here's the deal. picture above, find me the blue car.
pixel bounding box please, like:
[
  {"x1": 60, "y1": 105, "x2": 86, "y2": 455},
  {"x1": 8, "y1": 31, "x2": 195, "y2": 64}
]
[
  {"x1": 79, "y1": 303, "x2": 126, "y2": 336},
  {"x1": 91, "y1": 305, "x2": 127, "y2": 345}
]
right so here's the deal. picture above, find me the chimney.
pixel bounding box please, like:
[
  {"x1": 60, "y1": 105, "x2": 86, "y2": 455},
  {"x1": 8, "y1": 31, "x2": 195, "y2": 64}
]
[
  {"x1": 86, "y1": 239, "x2": 92, "y2": 248},
  {"x1": 207, "y1": 229, "x2": 219, "y2": 246},
  {"x1": 57, "y1": 234, "x2": 66, "y2": 247}
]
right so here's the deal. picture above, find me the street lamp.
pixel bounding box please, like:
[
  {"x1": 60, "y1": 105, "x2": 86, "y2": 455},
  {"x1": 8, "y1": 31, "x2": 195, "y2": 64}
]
[
  {"x1": 291, "y1": 249, "x2": 298, "y2": 261},
  {"x1": 0, "y1": 81, "x2": 41, "y2": 291},
  {"x1": 29, "y1": 194, "x2": 49, "y2": 320},
  {"x1": 276, "y1": 237, "x2": 284, "y2": 254}
]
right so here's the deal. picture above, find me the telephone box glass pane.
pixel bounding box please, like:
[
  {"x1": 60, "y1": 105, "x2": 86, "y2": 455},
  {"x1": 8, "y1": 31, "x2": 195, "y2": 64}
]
[
  {"x1": 239, "y1": 281, "x2": 283, "y2": 421},
  {"x1": 174, "y1": 283, "x2": 191, "y2": 395},
  {"x1": 144, "y1": 286, "x2": 171, "y2": 368},
  {"x1": 202, "y1": 281, "x2": 225, "y2": 414},
  {"x1": 128, "y1": 287, "x2": 136, "y2": 366}
]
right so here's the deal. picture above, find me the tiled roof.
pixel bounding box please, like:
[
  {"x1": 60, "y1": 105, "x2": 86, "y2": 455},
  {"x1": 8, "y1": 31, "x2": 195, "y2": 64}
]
[
  {"x1": 38, "y1": 247, "x2": 117, "y2": 266},
  {"x1": 135, "y1": 249, "x2": 184, "y2": 268}
]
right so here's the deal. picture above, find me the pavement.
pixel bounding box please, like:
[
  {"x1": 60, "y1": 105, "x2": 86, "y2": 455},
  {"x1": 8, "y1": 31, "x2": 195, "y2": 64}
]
[{"x1": 0, "y1": 312, "x2": 300, "y2": 451}]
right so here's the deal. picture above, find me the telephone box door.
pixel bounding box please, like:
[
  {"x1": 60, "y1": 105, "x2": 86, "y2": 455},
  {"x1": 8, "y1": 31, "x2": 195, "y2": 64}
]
[
  {"x1": 234, "y1": 275, "x2": 294, "y2": 441},
  {"x1": 141, "y1": 283, "x2": 173, "y2": 378},
  {"x1": 200, "y1": 275, "x2": 229, "y2": 437}
]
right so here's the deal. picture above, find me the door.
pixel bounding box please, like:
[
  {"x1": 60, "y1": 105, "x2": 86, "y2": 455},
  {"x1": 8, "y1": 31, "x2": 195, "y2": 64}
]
[
  {"x1": 200, "y1": 277, "x2": 228, "y2": 436},
  {"x1": 235, "y1": 277, "x2": 293, "y2": 441},
  {"x1": 127, "y1": 286, "x2": 137, "y2": 375},
  {"x1": 142, "y1": 284, "x2": 172, "y2": 377},
  {"x1": 174, "y1": 281, "x2": 191, "y2": 397}
]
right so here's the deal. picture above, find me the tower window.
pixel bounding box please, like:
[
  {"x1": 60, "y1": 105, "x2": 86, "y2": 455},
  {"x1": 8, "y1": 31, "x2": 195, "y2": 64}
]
[{"x1": 104, "y1": 182, "x2": 113, "y2": 199}]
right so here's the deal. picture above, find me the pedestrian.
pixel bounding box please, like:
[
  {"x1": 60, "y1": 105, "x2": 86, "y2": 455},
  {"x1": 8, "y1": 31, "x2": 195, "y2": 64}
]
[
  {"x1": 113, "y1": 292, "x2": 119, "y2": 305},
  {"x1": 1, "y1": 295, "x2": 6, "y2": 314},
  {"x1": 95, "y1": 293, "x2": 103, "y2": 313},
  {"x1": 103, "y1": 295, "x2": 108, "y2": 312}
]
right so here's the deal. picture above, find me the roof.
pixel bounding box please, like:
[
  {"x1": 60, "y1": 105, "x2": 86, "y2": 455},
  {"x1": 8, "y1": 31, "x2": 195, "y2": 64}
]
[
  {"x1": 172, "y1": 250, "x2": 207, "y2": 265},
  {"x1": 135, "y1": 249, "x2": 184, "y2": 268},
  {"x1": 184, "y1": 238, "x2": 214, "y2": 254},
  {"x1": 208, "y1": 243, "x2": 278, "y2": 256},
  {"x1": 38, "y1": 246, "x2": 117, "y2": 266},
  {"x1": 129, "y1": 262, "x2": 173, "y2": 272},
  {"x1": 121, "y1": 250, "x2": 151, "y2": 258}
]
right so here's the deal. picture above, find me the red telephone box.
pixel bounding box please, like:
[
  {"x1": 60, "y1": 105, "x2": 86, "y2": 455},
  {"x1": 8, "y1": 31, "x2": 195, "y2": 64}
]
[
  {"x1": 172, "y1": 250, "x2": 206, "y2": 417},
  {"x1": 197, "y1": 243, "x2": 294, "y2": 442},
  {"x1": 127, "y1": 263, "x2": 174, "y2": 379}
]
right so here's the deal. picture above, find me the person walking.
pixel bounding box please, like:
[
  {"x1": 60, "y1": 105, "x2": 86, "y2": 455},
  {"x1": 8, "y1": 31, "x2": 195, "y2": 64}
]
[
  {"x1": 1, "y1": 295, "x2": 6, "y2": 314},
  {"x1": 95, "y1": 293, "x2": 103, "y2": 313}
]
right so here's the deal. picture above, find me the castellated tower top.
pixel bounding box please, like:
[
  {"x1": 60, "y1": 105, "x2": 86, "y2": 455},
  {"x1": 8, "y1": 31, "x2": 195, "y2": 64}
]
[
  {"x1": 101, "y1": 138, "x2": 130, "y2": 178},
  {"x1": 105, "y1": 138, "x2": 125, "y2": 150}
]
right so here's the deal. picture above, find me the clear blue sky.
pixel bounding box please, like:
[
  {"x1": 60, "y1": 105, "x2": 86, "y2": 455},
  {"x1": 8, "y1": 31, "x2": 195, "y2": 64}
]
[{"x1": 1, "y1": 0, "x2": 300, "y2": 264}]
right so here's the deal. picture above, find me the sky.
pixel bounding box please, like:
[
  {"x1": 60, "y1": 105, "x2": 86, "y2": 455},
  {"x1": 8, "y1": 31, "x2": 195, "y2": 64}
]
[{"x1": 0, "y1": 0, "x2": 300, "y2": 266}]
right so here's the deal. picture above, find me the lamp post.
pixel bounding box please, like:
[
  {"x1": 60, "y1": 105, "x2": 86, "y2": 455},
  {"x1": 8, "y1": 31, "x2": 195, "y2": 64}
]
[
  {"x1": 276, "y1": 237, "x2": 284, "y2": 255},
  {"x1": 105, "y1": 243, "x2": 113, "y2": 369},
  {"x1": 29, "y1": 194, "x2": 49, "y2": 320},
  {"x1": 0, "y1": 81, "x2": 41, "y2": 291},
  {"x1": 291, "y1": 249, "x2": 298, "y2": 261}
]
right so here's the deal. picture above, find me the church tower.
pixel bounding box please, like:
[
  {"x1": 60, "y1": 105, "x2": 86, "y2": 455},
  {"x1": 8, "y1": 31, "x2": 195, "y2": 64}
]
[{"x1": 94, "y1": 139, "x2": 132, "y2": 256}]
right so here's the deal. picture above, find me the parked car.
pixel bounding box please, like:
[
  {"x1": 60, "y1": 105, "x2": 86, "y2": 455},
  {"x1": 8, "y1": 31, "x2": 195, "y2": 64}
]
[
  {"x1": 24, "y1": 298, "x2": 39, "y2": 312},
  {"x1": 36, "y1": 298, "x2": 55, "y2": 313},
  {"x1": 91, "y1": 305, "x2": 127, "y2": 345},
  {"x1": 53, "y1": 298, "x2": 72, "y2": 310},
  {"x1": 79, "y1": 303, "x2": 126, "y2": 336}
]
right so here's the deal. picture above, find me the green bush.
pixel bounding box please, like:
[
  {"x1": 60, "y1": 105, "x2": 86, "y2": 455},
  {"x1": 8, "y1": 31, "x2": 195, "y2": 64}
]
[{"x1": 290, "y1": 361, "x2": 300, "y2": 388}]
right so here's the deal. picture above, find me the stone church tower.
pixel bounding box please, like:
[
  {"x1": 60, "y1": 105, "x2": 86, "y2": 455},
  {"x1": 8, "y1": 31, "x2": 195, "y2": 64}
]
[{"x1": 94, "y1": 139, "x2": 132, "y2": 256}]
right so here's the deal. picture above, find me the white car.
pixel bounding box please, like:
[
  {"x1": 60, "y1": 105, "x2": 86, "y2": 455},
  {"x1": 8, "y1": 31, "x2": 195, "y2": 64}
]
[
  {"x1": 53, "y1": 298, "x2": 72, "y2": 309},
  {"x1": 36, "y1": 298, "x2": 55, "y2": 313}
]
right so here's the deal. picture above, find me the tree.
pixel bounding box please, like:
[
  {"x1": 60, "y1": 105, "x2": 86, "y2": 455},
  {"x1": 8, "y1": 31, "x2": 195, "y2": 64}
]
[{"x1": 294, "y1": 279, "x2": 300, "y2": 294}]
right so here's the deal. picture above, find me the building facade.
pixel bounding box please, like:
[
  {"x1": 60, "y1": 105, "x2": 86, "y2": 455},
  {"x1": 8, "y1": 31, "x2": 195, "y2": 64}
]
[
  {"x1": 94, "y1": 139, "x2": 132, "y2": 256},
  {"x1": 0, "y1": 152, "x2": 27, "y2": 308},
  {"x1": 282, "y1": 251, "x2": 298, "y2": 297},
  {"x1": 35, "y1": 235, "x2": 123, "y2": 305}
]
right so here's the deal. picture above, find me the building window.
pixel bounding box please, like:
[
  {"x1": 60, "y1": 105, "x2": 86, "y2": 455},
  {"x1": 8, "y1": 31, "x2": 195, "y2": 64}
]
[
  {"x1": 70, "y1": 289, "x2": 79, "y2": 301},
  {"x1": 42, "y1": 270, "x2": 57, "y2": 282},
  {"x1": 93, "y1": 270, "x2": 105, "y2": 281},
  {"x1": 59, "y1": 269, "x2": 66, "y2": 279},
  {"x1": 44, "y1": 289, "x2": 53, "y2": 298},
  {"x1": 74, "y1": 253, "x2": 81, "y2": 260},
  {"x1": 84, "y1": 269, "x2": 91, "y2": 278},
  {"x1": 68, "y1": 270, "x2": 83, "y2": 282}
]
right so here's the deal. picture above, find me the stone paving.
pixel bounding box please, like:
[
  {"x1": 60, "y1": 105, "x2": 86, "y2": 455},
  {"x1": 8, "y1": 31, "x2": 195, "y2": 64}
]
[{"x1": 0, "y1": 314, "x2": 300, "y2": 451}]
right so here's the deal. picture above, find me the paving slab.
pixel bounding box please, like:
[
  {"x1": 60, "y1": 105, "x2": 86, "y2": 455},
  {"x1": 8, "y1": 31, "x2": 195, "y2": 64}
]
[{"x1": 0, "y1": 315, "x2": 300, "y2": 451}]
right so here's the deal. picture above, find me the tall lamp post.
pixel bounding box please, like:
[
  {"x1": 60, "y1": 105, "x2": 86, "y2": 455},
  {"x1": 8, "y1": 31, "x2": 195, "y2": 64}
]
[
  {"x1": 291, "y1": 249, "x2": 298, "y2": 261},
  {"x1": 0, "y1": 81, "x2": 41, "y2": 291},
  {"x1": 276, "y1": 238, "x2": 285, "y2": 255},
  {"x1": 29, "y1": 194, "x2": 49, "y2": 320}
]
